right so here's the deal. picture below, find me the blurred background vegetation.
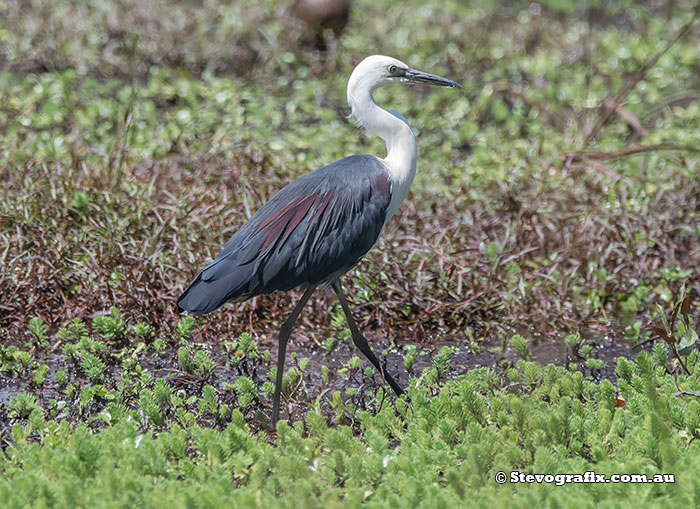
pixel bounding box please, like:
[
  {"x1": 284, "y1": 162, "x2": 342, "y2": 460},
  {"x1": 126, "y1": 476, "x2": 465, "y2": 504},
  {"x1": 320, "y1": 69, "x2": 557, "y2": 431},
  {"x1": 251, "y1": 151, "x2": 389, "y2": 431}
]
[{"x1": 0, "y1": 0, "x2": 698, "y2": 348}]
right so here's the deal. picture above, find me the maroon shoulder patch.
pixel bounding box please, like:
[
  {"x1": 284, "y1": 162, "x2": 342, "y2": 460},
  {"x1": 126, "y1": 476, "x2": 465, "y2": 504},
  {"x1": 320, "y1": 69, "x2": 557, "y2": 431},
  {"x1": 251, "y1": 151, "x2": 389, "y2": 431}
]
[
  {"x1": 258, "y1": 194, "x2": 317, "y2": 248},
  {"x1": 369, "y1": 172, "x2": 392, "y2": 200}
]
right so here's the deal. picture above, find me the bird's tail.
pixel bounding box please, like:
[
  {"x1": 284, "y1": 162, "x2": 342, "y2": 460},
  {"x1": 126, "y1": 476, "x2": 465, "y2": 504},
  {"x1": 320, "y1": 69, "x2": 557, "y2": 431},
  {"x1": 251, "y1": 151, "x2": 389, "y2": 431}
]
[
  {"x1": 177, "y1": 273, "x2": 222, "y2": 316},
  {"x1": 177, "y1": 257, "x2": 253, "y2": 315}
]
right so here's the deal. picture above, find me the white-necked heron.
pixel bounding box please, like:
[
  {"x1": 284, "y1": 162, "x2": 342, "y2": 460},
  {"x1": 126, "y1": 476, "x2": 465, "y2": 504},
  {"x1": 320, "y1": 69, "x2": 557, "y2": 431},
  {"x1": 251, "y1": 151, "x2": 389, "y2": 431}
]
[{"x1": 178, "y1": 55, "x2": 461, "y2": 425}]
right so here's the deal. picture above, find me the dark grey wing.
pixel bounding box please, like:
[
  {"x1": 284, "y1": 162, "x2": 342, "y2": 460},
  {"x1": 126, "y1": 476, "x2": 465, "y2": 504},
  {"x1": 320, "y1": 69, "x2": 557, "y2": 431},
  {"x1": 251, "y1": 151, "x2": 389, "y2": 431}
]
[{"x1": 177, "y1": 155, "x2": 392, "y2": 315}]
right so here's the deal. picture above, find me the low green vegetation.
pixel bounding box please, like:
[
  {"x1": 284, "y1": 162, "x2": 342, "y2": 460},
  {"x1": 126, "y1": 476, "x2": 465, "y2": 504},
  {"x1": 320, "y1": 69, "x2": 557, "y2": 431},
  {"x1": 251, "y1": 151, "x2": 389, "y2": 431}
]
[
  {"x1": 3, "y1": 329, "x2": 700, "y2": 507},
  {"x1": 0, "y1": 0, "x2": 699, "y2": 506}
]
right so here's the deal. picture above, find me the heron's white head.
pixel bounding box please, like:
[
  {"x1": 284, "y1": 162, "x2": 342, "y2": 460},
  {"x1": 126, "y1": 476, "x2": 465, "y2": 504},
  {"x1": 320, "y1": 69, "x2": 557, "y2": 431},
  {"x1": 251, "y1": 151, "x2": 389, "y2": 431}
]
[
  {"x1": 346, "y1": 55, "x2": 461, "y2": 129},
  {"x1": 348, "y1": 55, "x2": 460, "y2": 99}
]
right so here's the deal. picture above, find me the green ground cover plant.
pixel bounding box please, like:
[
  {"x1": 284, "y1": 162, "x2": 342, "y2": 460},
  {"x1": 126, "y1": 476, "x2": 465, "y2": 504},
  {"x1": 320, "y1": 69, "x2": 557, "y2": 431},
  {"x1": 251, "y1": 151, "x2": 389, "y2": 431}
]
[
  {"x1": 0, "y1": 0, "x2": 699, "y2": 506},
  {"x1": 2, "y1": 334, "x2": 700, "y2": 507}
]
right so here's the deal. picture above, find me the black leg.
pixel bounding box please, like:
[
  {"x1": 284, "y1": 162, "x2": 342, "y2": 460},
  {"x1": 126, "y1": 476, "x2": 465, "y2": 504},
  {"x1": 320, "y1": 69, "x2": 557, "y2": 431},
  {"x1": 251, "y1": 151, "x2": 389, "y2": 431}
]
[
  {"x1": 331, "y1": 280, "x2": 404, "y2": 397},
  {"x1": 272, "y1": 286, "x2": 316, "y2": 427}
]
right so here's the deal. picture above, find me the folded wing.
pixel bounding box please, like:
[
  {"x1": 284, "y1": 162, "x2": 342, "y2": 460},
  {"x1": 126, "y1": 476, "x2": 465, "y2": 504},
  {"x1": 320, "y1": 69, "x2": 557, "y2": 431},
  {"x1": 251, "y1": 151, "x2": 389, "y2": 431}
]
[{"x1": 177, "y1": 155, "x2": 393, "y2": 315}]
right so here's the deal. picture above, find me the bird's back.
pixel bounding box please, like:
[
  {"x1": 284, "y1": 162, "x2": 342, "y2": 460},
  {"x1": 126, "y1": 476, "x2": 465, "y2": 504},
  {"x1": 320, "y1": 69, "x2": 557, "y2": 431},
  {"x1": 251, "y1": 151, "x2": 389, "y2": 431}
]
[{"x1": 177, "y1": 155, "x2": 392, "y2": 315}]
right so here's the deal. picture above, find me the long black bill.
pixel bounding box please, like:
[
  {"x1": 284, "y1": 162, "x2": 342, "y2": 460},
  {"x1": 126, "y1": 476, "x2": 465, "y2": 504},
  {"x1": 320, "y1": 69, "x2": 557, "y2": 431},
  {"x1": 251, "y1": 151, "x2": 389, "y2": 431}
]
[{"x1": 406, "y1": 68, "x2": 462, "y2": 88}]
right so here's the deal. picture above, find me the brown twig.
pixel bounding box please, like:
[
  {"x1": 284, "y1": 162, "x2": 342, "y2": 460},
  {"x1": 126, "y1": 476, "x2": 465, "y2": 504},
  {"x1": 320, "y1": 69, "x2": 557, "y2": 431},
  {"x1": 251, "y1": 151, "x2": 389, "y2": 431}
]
[
  {"x1": 582, "y1": 8, "x2": 700, "y2": 149},
  {"x1": 603, "y1": 99, "x2": 648, "y2": 138},
  {"x1": 562, "y1": 143, "x2": 686, "y2": 162},
  {"x1": 671, "y1": 347, "x2": 692, "y2": 377},
  {"x1": 673, "y1": 390, "x2": 700, "y2": 398}
]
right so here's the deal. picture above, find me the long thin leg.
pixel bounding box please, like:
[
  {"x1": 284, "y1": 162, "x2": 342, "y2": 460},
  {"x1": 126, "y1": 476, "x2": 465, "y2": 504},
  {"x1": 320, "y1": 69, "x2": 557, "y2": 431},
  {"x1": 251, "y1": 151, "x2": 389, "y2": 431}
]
[
  {"x1": 272, "y1": 285, "x2": 316, "y2": 427},
  {"x1": 331, "y1": 280, "x2": 404, "y2": 397}
]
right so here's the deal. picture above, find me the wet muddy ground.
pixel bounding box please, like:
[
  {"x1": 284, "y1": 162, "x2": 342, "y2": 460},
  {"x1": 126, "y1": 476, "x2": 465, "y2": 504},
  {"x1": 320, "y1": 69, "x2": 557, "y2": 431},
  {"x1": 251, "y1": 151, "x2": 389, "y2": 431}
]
[{"x1": 0, "y1": 326, "x2": 637, "y2": 412}]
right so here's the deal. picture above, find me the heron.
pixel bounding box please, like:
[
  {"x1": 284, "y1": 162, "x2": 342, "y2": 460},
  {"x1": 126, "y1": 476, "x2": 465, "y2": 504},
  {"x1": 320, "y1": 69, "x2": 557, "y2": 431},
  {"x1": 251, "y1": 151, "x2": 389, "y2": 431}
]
[{"x1": 177, "y1": 55, "x2": 461, "y2": 425}]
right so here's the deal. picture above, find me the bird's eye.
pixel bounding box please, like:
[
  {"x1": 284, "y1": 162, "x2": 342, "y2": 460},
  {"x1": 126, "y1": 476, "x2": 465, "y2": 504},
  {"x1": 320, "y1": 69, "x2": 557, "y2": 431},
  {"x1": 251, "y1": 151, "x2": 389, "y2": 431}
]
[{"x1": 388, "y1": 65, "x2": 398, "y2": 75}]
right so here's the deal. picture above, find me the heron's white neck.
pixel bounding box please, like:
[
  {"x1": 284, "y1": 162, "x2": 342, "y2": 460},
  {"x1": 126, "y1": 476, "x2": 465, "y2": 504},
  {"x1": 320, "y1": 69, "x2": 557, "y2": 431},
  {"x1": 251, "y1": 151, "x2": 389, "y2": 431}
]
[{"x1": 347, "y1": 85, "x2": 417, "y2": 219}]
